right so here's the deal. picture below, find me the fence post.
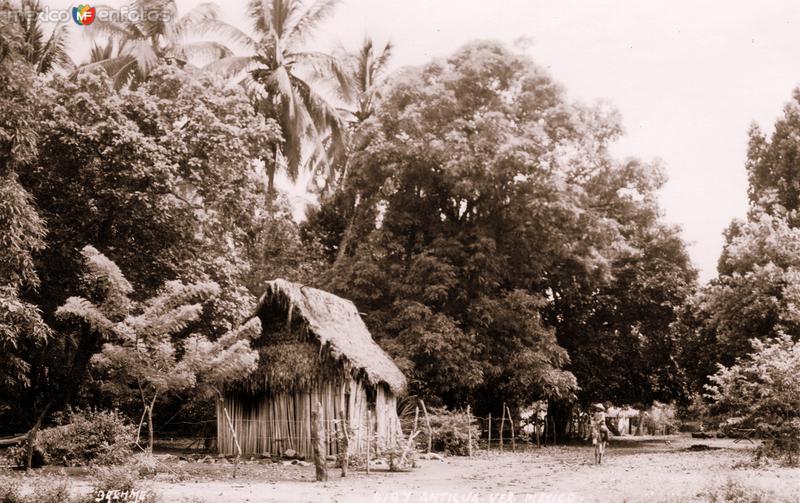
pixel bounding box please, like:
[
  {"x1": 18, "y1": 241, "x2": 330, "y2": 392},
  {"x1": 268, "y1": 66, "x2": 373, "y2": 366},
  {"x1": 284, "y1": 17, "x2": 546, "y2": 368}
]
[
  {"x1": 487, "y1": 413, "x2": 492, "y2": 455},
  {"x1": 500, "y1": 404, "x2": 506, "y2": 453},
  {"x1": 311, "y1": 401, "x2": 327, "y2": 481},
  {"x1": 466, "y1": 405, "x2": 473, "y2": 457}
]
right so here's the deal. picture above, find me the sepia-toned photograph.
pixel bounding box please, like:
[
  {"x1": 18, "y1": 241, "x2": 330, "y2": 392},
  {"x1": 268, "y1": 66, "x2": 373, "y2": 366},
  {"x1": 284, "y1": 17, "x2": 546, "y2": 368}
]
[{"x1": 1, "y1": 1, "x2": 799, "y2": 501}]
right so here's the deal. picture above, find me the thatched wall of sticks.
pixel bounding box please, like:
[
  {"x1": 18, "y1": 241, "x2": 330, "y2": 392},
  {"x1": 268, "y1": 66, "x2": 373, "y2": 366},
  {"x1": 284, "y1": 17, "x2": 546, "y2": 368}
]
[
  {"x1": 216, "y1": 279, "x2": 406, "y2": 459},
  {"x1": 216, "y1": 379, "x2": 401, "y2": 458}
]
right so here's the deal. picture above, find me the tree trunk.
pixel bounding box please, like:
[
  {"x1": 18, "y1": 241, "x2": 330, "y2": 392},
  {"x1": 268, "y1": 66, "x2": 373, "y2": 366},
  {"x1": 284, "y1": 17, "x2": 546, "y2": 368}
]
[
  {"x1": 24, "y1": 401, "x2": 52, "y2": 470},
  {"x1": 58, "y1": 326, "x2": 103, "y2": 412},
  {"x1": 265, "y1": 145, "x2": 279, "y2": 202}
]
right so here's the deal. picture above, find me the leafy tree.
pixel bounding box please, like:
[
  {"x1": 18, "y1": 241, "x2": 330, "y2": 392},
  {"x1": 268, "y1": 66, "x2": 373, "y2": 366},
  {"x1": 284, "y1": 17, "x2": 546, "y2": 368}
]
[
  {"x1": 676, "y1": 211, "x2": 800, "y2": 392},
  {"x1": 11, "y1": 65, "x2": 303, "y2": 431},
  {"x1": 60, "y1": 246, "x2": 259, "y2": 452},
  {"x1": 706, "y1": 334, "x2": 800, "y2": 464},
  {"x1": 746, "y1": 89, "x2": 800, "y2": 222},
  {"x1": 80, "y1": 0, "x2": 241, "y2": 88},
  {"x1": 0, "y1": 0, "x2": 50, "y2": 418},
  {"x1": 207, "y1": 0, "x2": 350, "y2": 195},
  {"x1": 16, "y1": 0, "x2": 74, "y2": 74},
  {"x1": 306, "y1": 41, "x2": 695, "y2": 418}
]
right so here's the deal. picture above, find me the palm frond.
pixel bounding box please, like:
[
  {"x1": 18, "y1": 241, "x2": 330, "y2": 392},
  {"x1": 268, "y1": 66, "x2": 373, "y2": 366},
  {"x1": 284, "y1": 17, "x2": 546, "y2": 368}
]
[
  {"x1": 81, "y1": 7, "x2": 135, "y2": 41},
  {"x1": 270, "y1": 0, "x2": 304, "y2": 41},
  {"x1": 287, "y1": 0, "x2": 340, "y2": 47},
  {"x1": 204, "y1": 55, "x2": 257, "y2": 78},
  {"x1": 77, "y1": 54, "x2": 138, "y2": 90},
  {"x1": 175, "y1": 2, "x2": 220, "y2": 36},
  {"x1": 192, "y1": 19, "x2": 258, "y2": 51},
  {"x1": 89, "y1": 40, "x2": 116, "y2": 63},
  {"x1": 173, "y1": 41, "x2": 233, "y2": 64},
  {"x1": 293, "y1": 50, "x2": 354, "y2": 101},
  {"x1": 122, "y1": 38, "x2": 159, "y2": 81},
  {"x1": 289, "y1": 73, "x2": 348, "y2": 188},
  {"x1": 36, "y1": 23, "x2": 74, "y2": 74},
  {"x1": 247, "y1": 0, "x2": 275, "y2": 36}
]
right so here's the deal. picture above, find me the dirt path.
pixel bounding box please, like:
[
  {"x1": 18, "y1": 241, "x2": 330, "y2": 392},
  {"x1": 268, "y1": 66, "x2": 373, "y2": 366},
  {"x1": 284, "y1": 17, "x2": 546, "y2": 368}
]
[
  {"x1": 143, "y1": 436, "x2": 800, "y2": 502},
  {"x1": 16, "y1": 435, "x2": 800, "y2": 502}
]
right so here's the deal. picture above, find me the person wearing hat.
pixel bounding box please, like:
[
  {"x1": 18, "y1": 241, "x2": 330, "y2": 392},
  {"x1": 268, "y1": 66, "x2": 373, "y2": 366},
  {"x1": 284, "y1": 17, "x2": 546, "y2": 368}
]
[{"x1": 591, "y1": 403, "x2": 610, "y2": 445}]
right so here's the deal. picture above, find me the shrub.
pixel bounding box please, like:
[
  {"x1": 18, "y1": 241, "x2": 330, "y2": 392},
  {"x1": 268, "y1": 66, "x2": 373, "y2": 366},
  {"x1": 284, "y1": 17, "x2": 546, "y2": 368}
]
[
  {"x1": 85, "y1": 466, "x2": 159, "y2": 503},
  {"x1": 0, "y1": 477, "x2": 76, "y2": 503},
  {"x1": 0, "y1": 469, "x2": 160, "y2": 503},
  {"x1": 702, "y1": 480, "x2": 795, "y2": 503},
  {"x1": 642, "y1": 402, "x2": 678, "y2": 435},
  {"x1": 9, "y1": 408, "x2": 135, "y2": 468},
  {"x1": 420, "y1": 406, "x2": 479, "y2": 456},
  {"x1": 706, "y1": 335, "x2": 800, "y2": 466},
  {"x1": 5, "y1": 442, "x2": 45, "y2": 468}
]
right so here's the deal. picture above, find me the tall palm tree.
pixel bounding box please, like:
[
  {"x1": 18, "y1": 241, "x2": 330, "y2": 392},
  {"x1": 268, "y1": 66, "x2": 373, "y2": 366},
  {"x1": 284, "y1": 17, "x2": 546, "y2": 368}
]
[
  {"x1": 206, "y1": 0, "x2": 351, "y2": 197},
  {"x1": 348, "y1": 36, "x2": 392, "y2": 124},
  {"x1": 16, "y1": 0, "x2": 74, "y2": 74},
  {"x1": 79, "y1": 0, "x2": 241, "y2": 89},
  {"x1": 306, "y1": 36, "x2": 392, "y2": 193}
]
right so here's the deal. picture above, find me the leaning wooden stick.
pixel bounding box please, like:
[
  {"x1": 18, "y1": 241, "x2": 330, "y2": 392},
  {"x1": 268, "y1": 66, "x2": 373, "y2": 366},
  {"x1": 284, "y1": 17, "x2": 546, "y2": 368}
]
[
  {"x1": 506, "y1": 404, "x2": 516, "y2": 453},
  {"x1": 398, "y1": 430, "x2": 420, "y2": 469},
  {"x1": 222, "y1": 403, "x2": 241, "y2": 479},
  {"x1": 420, "y1": 399, "x2": 432, "y2": 454}
]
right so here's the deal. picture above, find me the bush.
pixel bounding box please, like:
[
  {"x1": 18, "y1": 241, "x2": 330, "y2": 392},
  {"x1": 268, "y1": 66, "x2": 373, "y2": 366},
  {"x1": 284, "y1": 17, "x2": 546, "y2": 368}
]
[
  {"x1": 702, "y1": 480, "x2": 796, "y2": 503},
  {"x1": 0, "y1": 477, "x2": 76, "y2": 503},
  {"x1": 0, "y1": 468, "x2": 159, "y2": 503},
  {"x1": 5, "y1": 442, "x2": 45, "y2": 468},
  {"x1": 707, "y1": 335, "x2": 800, "y2": 466},
  {"x1": 9, "y1": 408, "x2": 135, "y2": 468},
  {"x1": 421, "y1": 406, "x2": 478, "y2": 456},
  {"x1": 642, "y1": 402, "x2": 678, "y2": 435},
  {"x1": 85, "y1": 466, "x2": 159, "y2": 503}
]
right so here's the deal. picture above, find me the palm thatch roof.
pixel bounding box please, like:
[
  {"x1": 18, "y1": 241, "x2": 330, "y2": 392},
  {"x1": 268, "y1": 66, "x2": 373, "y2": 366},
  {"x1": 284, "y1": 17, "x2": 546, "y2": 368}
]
[{"x1": 252, "y1": 279, "x2": 406, "y2": 394}]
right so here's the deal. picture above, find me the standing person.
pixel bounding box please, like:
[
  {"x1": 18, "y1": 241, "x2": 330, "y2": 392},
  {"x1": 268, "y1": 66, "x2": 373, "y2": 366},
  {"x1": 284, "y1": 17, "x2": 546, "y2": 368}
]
[
  {"x1": 591, "y1": 403, "x2": 610, "y2": 464},
  {"x1": 591, "y1": 403, "x2": 610, "y2": 445}
]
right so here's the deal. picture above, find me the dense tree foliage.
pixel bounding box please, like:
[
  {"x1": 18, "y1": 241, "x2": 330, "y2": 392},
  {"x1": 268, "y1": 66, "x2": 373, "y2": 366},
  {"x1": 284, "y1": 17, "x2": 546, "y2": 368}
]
[
  {"x1": 2, "y1": 46, "x2": 316, "y2": 432},
  {"x1": 746, "y1": 90, "x2": 800, "y2": 222},
  {"x1": 707, "y1": 335, "x2": 800, "y2": 464},
  {"x1": 304, "y1": 42, "x2": 696, "y2": 414},
  {"x1": 0, "y1": 1, "x2": 50, "y2": 409}
]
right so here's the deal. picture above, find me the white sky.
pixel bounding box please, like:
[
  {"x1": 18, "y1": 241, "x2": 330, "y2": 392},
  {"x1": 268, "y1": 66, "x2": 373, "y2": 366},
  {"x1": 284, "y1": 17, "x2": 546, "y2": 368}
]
[{"x1": 49, "y1": 0, "x2": 800, "y2": 282}]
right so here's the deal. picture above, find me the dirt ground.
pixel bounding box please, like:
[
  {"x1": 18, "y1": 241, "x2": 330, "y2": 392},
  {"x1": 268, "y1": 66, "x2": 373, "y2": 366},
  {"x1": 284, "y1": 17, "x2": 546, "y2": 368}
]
[{"x1": 10, "y1": 434, "x2": 800, "y2": 502}]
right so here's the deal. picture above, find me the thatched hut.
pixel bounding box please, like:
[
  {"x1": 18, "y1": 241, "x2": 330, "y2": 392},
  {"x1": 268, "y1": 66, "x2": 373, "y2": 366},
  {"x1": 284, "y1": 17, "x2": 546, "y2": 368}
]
[{"x1": 216, "y1": 279, "x2": 407, "y2": 459}]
